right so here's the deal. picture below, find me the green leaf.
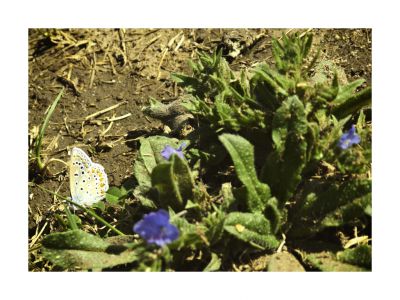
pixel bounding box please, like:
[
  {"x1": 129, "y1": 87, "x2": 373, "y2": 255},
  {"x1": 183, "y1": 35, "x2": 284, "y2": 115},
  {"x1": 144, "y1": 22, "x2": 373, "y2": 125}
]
[
  {"x1": 271, "y1": 33, "x2": 313, "y2": 75},
  {"x1": 42, "y1": 248, "x2": 139, "y2": 270},
  {"x1": 169, "y1": 215, "x2": 205, "y2": 250},
  {"x1": 337, "y1": 245, "x2": 371, "y2": 269},
  {"x1": 289, "y1": 179, "x2": 371, "y2": 238},
  {"x1": 171, "y1": 73, "x2": 198, "y2": 86},
  {"x1": 332, "y1": 87, "x2": 371, "y2": 119},
  {"x1": 261, "y1": 95, "x2": 308, "y2": 205},
  {"x1": 34, "y1": 87, "x2": 64, "y2": 170},
  {"x1": 264, "y1": 197, "x2": 282, "y2": 234},
  {"x1": 41, "y1": 230, "x2": 140, "y2": 270},
  {"x1": 252, "y1": 67, "x2": 289, "y2": 98},
  {"x1": 219, "y1": 134, "x2": 271, "y2": 212},
  {"x1": 133, "y1": 136, "x2": 181, "y2": 187},
  {"x1": 224, "y1": 212, "x2": 279, "y2": 250},
  {"x1": 305, "y1": 252, "x2": 367, "y2": 271},
  {"x1": 92, "y1": 201, "x2": 106, "y2": 211},
  {"x1": 171, "y1": 155, "x2": 195, "y2": 202},
  {"x1": 105, "y1": 187, "x2": 124, "y2": 204},
  {"x1": 133, "y1": 185, "x2": 157, "y2": 209},
  {"x1": 203, "y1": 209, "x2": 226, "y2": 245},
  {"x1": 332, "y1": 78, "x2": 365, "y2": 105},
  {"x1": 203, "y1": 253, "x2": 221, "y2": 271},
  {"x1": 151, "y1": 162, "x2": 181, "y2": 209},
  {"x1": 42, "y1": 229, "x2": 110, "y2": 251},
  {"x1": 321, "y1": 193, "x2": 371, "y2": 227},
  {"x1": 151, "y1": 155, "x2": 195, "y2": 211}
]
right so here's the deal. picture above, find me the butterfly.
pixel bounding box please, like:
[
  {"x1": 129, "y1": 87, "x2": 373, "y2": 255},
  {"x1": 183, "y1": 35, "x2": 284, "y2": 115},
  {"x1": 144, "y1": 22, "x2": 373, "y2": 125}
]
[{"x1": 69, "y1": 147, "x2": 109, "y2": 207}]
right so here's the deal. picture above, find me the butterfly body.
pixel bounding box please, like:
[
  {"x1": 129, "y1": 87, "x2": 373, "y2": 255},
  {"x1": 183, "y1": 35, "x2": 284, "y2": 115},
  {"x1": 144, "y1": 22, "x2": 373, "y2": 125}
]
[{"x1": 69, "y1": 147, "x2": 109, "y2": 207}]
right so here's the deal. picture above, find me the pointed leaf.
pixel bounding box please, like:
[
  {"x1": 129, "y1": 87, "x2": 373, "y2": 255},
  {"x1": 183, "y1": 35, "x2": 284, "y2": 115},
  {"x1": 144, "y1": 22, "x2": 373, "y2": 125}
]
[
  {"x1": 219, "y1": 134, "x2": 270, "y2": 212},
  {"x1": 337, "y1": 245, "x2": 371, "y2": 269},
  {"x1": 151, "y1": 155, "x2": 194, "y2": 211},
  {"x1": 203, "y1": 253, "x2": 221, "y2": 272},
  {"x1": 261, "y1": 95, "x2": 308, "y2": 205},
  {"x1": 224, "y1": 212, "x2": 279, "y2": 250},
  {"x1": 42, "y1": 229, "x2": 110, "y2": 251},
  {"x1": 41, "y1": 230, "x2": 140, "y2": 270}
]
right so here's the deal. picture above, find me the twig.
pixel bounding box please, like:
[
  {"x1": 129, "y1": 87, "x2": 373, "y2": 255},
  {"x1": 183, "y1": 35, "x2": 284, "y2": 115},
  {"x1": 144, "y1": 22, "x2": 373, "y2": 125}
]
[
  {"x1": 84, "y1": 101, "x2": 127, "y2": 121},
  {"x1": 100, "y1": 120, "x2": 114, "y2": 136},
  {"x1": 107, "y1": 53, "x2": 117, "y2": 75},
  {"x1": 105, "y1": 113, "x2": 132, "y2": 122},
  {"x1": 276, "y1": 233, "x2": 286, "y2": 253},
  {"x1": 100, "y1": 79, "x2": 116, "y2": 84},
  {"x1": 284, "y1": 28, "x2": 295, "y2": 36},
  {"x1": 157, "y1": 31, "x2": 183, "y2": 80},
  {"x1": 133, "y1": 34, "x2": 161, "y2": 61},
  {"x1": 299, "y1": 28, "x2": 313, "y2": 38},
  {"x1": 67, "y1": 63, "x2": 73, "y2": 80},
  {"x1": 63, "y1": 117, "x2": 71, "y2": 135},
  {"x1": 89, "y1": 52, "x2": 97, "y2": 88},
  {"x1": 157, "y1": 48, "x2": 169, "y2": 80},
  {"x1": 174, "y1": 34, "x2": 185, "y2": 52},
  {"x1": 44, "y1": 158, "x2": 68, "y2": 168},
  {"x1": 118, "y1": 28, "x2": 131, "y2": 68},
  {"x1": 29, "y1": 222, "x2": 48, "y2": 249}
]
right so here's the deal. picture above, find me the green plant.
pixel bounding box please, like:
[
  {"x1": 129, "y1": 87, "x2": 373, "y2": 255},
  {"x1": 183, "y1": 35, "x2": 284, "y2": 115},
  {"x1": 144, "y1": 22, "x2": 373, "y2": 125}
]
[
  {"x1": 31, "y1": 87, "x2": 64, "y2": 172},
  {"x1": 39, "y1": 31, "x2": 371, "y2": 271}
]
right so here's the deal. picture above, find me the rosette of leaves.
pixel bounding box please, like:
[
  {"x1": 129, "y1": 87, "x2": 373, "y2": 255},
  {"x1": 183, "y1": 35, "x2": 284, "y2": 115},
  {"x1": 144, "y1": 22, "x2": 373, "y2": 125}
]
[
  {"x1": 173, "y1": 32, "x2": 370, "y2": 142},
  {"x1": 171, "y1": 49, "x2": 235, "y2": 99},
  {"x1": 173, "y1": 50, "x2": 267, "y2": 135}
]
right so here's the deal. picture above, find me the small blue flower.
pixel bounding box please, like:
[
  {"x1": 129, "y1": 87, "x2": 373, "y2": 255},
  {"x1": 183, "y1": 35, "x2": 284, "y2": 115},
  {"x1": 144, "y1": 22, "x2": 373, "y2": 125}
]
[
  {"x1": 133, "y1": 209, "x2": 179, "y2": 247},
  {"x1": 161, "y1": 142, "x2": 186, "y2": 160},
  {"x1": 338, "y1": 125, "x2": 361, "y2": 150}
]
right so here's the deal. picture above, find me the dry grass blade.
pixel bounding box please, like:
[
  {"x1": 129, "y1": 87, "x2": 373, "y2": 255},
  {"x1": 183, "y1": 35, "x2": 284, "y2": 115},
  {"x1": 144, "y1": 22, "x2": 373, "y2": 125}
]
[{"x1": 84, "y1": 101, "x2": 128, "y2": 121}]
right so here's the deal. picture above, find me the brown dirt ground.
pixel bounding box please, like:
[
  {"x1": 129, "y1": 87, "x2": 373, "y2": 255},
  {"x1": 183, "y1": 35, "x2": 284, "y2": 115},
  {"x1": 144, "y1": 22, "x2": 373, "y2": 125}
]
[{"x1": 28, "y1": 28, "x2": 371, "y2": 271}]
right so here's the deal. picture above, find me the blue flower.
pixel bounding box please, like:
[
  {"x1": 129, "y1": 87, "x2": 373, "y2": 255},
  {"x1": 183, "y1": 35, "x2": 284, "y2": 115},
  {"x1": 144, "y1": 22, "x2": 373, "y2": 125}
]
[
  {"x1": 161, "y1": 142, "x2": 186, "y2": 160},
  {"x1": 133, "y1": 209, "x2": 179, "y2": 247},
  {"x1": 338, "y1": 125, "x2": 361, "y2": 150}
]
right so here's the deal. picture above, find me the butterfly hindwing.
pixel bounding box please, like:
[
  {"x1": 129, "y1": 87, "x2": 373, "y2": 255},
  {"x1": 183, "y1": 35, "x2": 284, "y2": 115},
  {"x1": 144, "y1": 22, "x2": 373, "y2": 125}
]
[{"x1": 69, "y1": 147, "x2": 109, "y2": 207}]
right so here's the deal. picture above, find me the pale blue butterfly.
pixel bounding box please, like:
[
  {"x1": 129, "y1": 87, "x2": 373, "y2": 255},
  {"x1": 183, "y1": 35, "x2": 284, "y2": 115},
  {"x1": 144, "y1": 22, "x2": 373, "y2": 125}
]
[{"x1": 69, "y1": 147, "x2": 109, "y2": 207}]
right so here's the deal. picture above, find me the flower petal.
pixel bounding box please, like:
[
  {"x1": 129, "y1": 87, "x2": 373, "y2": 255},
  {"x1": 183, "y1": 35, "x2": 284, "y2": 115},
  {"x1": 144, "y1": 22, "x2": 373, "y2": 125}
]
[
  {"x1": 161, "y1": 143, "x2": 185, "y2": 160},
  {"x1": 133, "y1": 209, "x2": 179, "y2": 247}
]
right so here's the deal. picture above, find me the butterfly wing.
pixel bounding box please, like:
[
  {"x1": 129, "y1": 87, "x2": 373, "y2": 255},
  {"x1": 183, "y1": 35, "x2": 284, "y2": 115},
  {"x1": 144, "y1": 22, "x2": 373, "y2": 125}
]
[{"x1": 69, "y1": 147, "x2": 109, "y2": 207}]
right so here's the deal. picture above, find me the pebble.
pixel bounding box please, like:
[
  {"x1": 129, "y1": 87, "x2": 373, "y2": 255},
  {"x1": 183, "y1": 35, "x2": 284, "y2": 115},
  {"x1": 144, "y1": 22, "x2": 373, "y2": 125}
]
[{"x1": 267, "y1": 252, "x2": 305, "y2": 272}]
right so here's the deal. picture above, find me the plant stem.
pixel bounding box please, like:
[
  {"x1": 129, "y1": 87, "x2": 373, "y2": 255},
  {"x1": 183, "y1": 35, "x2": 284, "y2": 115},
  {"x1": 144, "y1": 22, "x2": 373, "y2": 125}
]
[{"x1": 64, "y1": 205, "x2": 78, "y2": 230}]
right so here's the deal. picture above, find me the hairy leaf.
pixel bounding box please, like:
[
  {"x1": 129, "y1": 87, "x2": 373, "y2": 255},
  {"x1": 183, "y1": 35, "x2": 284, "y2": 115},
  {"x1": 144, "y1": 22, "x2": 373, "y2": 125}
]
[
  {"x1": 224, "y1": 212, "x2": 279, "y2": 250},
  {"x1": 219, "y1": 133, "x2": 271, "y2": 212}
]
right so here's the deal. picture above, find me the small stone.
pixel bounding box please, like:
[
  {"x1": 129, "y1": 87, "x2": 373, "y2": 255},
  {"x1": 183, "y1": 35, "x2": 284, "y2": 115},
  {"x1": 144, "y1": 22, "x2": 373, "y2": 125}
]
[{"x1": 267, "y1": 252, "x2": 305, "y2": 272}]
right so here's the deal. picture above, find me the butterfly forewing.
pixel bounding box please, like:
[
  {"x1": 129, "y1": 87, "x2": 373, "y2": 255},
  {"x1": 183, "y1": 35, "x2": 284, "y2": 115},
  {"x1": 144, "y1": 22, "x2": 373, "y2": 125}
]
[{"x1": 69, "y1": 147, "x2": 109, "y2": 207}]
